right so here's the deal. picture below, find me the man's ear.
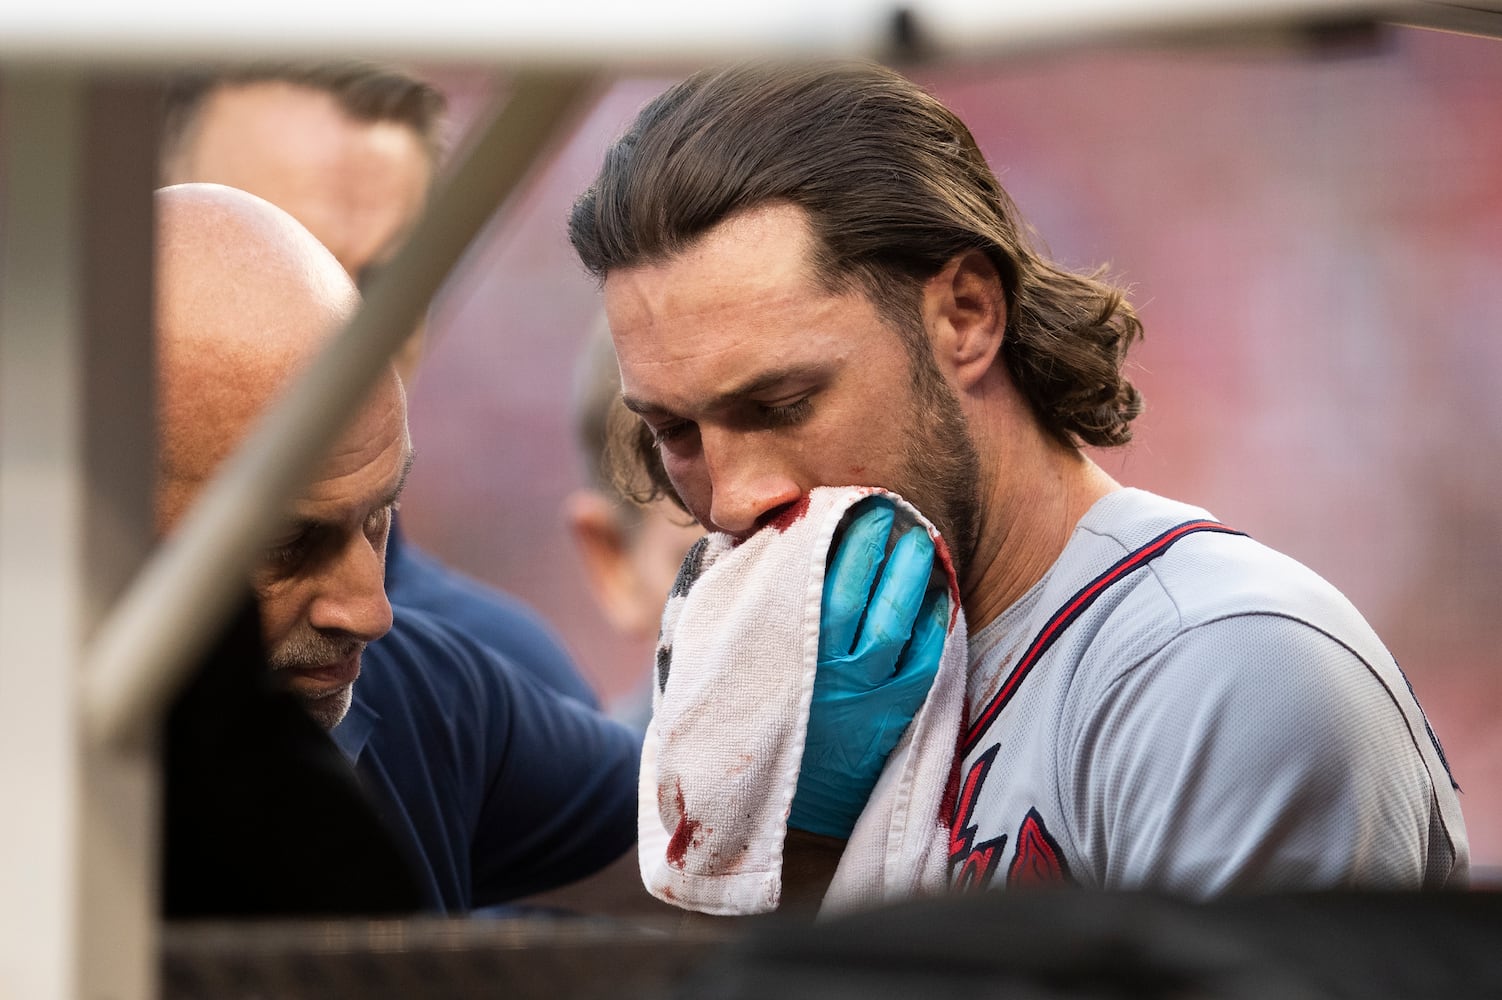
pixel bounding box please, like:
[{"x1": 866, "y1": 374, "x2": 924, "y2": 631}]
[
  {"x1": 922, "y1": 249, "x2": 1006, "y2": 391},
  {"x1": 564, "y1": 488, "x2": 649, "y2": 636}
]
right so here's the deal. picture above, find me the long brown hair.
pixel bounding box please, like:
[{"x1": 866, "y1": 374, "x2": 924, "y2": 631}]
[{"x1": 570, "y1": 60, "x2": 1143, "y2": 505}]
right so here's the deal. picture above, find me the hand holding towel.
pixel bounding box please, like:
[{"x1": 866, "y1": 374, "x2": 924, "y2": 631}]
[
  {"x1": 789, "y1": 498, "x2": 948, "y2": 837},
  {"x1": 638, "y1": 486, "x2": 968, "y2": 916}
]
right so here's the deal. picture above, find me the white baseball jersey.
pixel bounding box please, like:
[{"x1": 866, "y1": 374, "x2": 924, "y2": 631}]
[{"x1": 949, "y1": 488, "x2": 1468, "y2": 897}]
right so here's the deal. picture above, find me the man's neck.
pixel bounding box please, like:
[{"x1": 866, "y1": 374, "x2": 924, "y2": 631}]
[{"x1": 960, "y1": 426, "x2": 1119, "y2": 633}]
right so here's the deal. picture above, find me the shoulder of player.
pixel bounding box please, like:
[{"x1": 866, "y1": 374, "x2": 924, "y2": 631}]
[
  {"x1": 1071, "y1": 488, "x2": 1363, "y2": 631},
  {"x1": 1065, "y1": 591, "x2": 1426, "y2": 789},
  {"x1": 1163, "y1": 525, "x2": 1361, "y2": 619},
  {"x1": 1086, "y1": 538, "x2": 1382, "y2": 688},
  {"x1": 1057, "y1": 506, "x2": 1394, "y2": 715}
]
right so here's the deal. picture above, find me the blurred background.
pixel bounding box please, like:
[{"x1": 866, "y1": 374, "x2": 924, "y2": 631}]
[{"x1": 403, "y1": 23, "x2": 1501, "y2": 870}]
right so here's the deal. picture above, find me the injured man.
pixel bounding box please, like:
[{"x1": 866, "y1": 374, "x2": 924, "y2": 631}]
[{"x1": 570, "y1": 61, "x2": 1469, "y2": 915}]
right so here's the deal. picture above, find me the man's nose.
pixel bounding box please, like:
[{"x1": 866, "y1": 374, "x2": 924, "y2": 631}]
[
  {"x1": 703, "y1": 433, "x2": 803, "y2": 539},
  {"x1": 308, "y1": 533, "x2": 394, "y2": 642}
]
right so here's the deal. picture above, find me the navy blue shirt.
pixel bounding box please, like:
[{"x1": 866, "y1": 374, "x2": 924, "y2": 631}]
[
  {"x1": 384, "y1": 516, "x2": 599, "y2": 708},
  {"x1": 333, "y1": 606, "x2": 639, "y2": 912}
]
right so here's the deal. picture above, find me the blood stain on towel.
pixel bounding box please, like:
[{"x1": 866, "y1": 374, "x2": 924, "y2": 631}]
[
  {"x1": 768, "y1": 493, "x2": 812, "y2": 532},
  {"x1": 666, "y1": 780, "x2": 702, "y2": 868},
  {"x1": 931, "y1": 532, "x2": 962, "y2": 628},
  {"x1": 727, "y1": 752, "x2": 756, "y2": 777}
]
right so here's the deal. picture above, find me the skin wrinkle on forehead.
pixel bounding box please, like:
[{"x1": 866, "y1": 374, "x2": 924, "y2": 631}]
[
  {"x1": 608, "y1": 205, "x2": 837, "y2": 370},
  {"x1": 161, "y1": 367, "x2": 409, "y2": 533},
  {"x1": 611, "y1": 298, "x2": 861, "y2": 417},
  {"x1": 292, "y1": 415, "x2": 409, "y2": 499},
  {"x1": 310, "y1": 385, "x2": 411, "y2": 471},
  {"x1": 609, "y1": 300, "x2": 768, "y2": 373},
  {"x1": 156, "y1": 321, "x2": 354, "y2": 515}
]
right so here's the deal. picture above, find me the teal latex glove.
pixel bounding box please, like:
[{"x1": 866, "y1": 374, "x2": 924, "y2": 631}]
[{"x1": 788, "y1": 498, "x2": 949, "y2": 839}]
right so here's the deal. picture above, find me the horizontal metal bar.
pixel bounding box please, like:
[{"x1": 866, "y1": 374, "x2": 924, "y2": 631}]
[{"x1": 0, "y1": 0, "x2": 1438, "y2": 66}]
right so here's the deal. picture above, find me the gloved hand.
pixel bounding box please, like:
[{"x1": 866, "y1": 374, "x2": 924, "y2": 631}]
[{"x1": 788, "y1": 497, "x2": 949, "y2": 839}]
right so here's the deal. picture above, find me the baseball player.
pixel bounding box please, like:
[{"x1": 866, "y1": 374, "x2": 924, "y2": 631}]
[{"x1": 568, "y1": 60, "x2": 1468, "y2": 905}]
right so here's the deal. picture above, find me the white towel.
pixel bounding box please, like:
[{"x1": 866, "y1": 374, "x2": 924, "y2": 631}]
[{"x1": 638, "y1": 485, "x2": 968, "y2": 917}]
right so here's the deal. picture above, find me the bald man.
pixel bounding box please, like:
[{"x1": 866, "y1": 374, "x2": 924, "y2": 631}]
[
  {"x1": 157, "y1": 182, "x2": 409, "y2": 729},
  {"x1": 160, "y1": 62, "x2": 599, "y2": 710},
  {"x1": 156, "y1": 183, "x2": 638, "y2": 912}
]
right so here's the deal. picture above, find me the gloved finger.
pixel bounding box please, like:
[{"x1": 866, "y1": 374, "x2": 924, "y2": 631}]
[
  {"x1": 850, "y1": 628, "x2": 945, "y2": 773},
  {"x1": 897, "y1": 584, "x2": 948, "y2": 685},
  {"x1": 820, "y1": 499, "x2": 896, "y2": 660},
  {"x1": 876, "y1": 600, "x2": 946, "y2": 728},
  {"x1": 852, "y1": 525, "x2": 935, "y2": 684}
]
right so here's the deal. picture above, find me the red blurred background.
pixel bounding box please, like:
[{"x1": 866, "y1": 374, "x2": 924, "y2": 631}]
[{"x1": 406, "y1": 25, "x2": 1501, "y2": 870}]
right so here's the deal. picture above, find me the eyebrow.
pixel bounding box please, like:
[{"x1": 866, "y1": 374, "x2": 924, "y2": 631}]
[
  {"x1": 382, "y1": 448, "x2": 416, "y2": 509},
  {"x1": 621, "y1": 361, "x2": 829, "y2": 418}
]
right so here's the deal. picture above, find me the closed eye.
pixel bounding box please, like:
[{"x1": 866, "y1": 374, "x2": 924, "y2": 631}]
[
  {"x1": 760, "y1": 397, "x2": 813, "y2": 428},
  {"x1": 264, "y1": 525, "x2": 321, "y2": 574},
  {"x1": 649, "y1": 418, "x2": 694, "y2": 446}
]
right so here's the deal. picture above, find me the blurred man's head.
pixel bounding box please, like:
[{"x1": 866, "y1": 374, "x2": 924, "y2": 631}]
[
  {"x1": 566, "y1": 321, "x2": 703, "y2": 644},
  {"x1": 156, "y1": 183, "x2": 413, "y2": 728},
  {"x1": 161, "y1": 62, "x2": 444, "y2": 382}
]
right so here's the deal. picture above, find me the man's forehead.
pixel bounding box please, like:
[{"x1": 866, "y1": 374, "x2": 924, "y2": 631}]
[
  {"x1": 158, "y1": 337, "x2": 288, "y2": 469},
  {"x1": 294, "y1": 439, "x2": 412, "y2": 509},
  {"x1": 605, "y1": 262, "x2": 823, "y2": 374},
  {"x1": 299, "y1": 381, "x2": 410, "y2": 493},
  {"x1": 162, "y1": 387, "x2": 408, "y2": 534},
  {"x1": 605, "y1": 205, "x2": 819, "y2": 306}
]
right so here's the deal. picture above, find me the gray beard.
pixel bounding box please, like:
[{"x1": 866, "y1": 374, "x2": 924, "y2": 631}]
[
  {"x1": 268, "y1": 630, "x2": 363, "y2": 730},
  {"x1": 299, "y1": 685, "x2": 355, "y2": 731}
]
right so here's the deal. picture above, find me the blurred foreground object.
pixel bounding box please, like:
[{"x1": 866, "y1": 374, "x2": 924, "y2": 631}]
[{"x1": 683, "y1": 888, "x2": 1502, "y2": 1000}]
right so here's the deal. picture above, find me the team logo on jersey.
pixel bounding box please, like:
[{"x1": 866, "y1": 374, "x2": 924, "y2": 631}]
[
  {"x1": 1008, "y1": 807, "x2": 1072, "y2": 887},
  {"x1": 949, "y1": 745, "x2": 1073, "y2": 891},
  {"x1": 948, "y1": 744, "x2": 1007, "y2": 890}
]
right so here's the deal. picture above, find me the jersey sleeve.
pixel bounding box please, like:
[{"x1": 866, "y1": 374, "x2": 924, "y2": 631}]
[{"x1": 1066, "y1": 612, "x2": 1447, "y2": 896}]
